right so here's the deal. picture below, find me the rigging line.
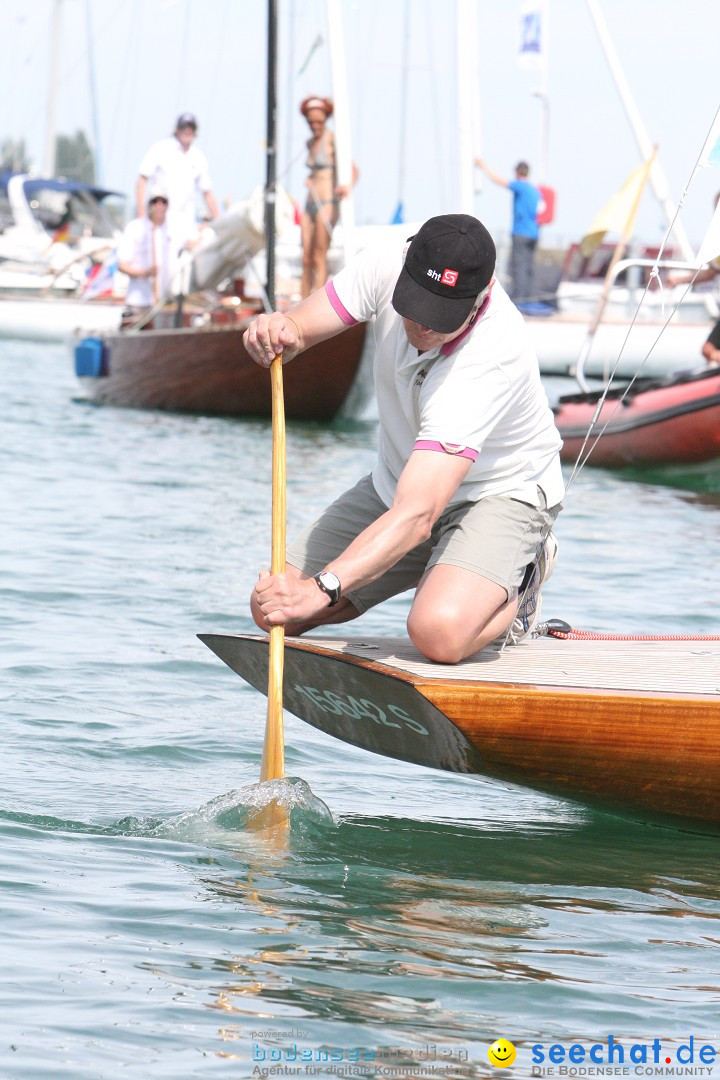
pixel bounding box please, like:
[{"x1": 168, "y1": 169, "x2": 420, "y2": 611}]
[
  {"x1": 690, "y1": 102, "x2": 720, "y2": 186},
  {"x1": 395, "y1": 0, "x2": 411, "y2": 214},
  {"x1": 204, "y1": 0, "x2": 232, "y2": 143},
  {"x1": 176, "y1": 0, "x2": 191, "y2": 107},
  {"x1": 12, "y1": 13, "x2": 100, "y2": 173},
  {"x1": 22, "y1": 0, "x2": 128, "y2": 176},
  {"x1": 112, "y1": 0, "x2": 143, "y2": 197},
  {"x1": 422, "y1": 3, "x2": 447, "y2": 211},
  {"x1": 564, "y1": 276, "x2": 699, "y2": 489},
  {"x1": 565, "y1": 278, "x2": 704, "y2": 484},
  {"x1": 276, "y1": 145, "x2": 306, "y2": 183},
  {"x1": 0, "y1": 15, "x2": 42, "y2": 129},
  {"x1": 297, "y1": 33, "x2": 323, "y2": 76},
  {"x1": 99, "y1": 2, "x2": 139, "y2": 171},
  {"x1": 564, "y1": 252, "x2": 707, "y2": 483},
  {"x1": 563, "y1": 108, "x2": 720, "y2": 494}
]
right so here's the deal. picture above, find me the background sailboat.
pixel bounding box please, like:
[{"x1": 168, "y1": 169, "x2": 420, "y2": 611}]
[{"x1": 72, "y1": 0, "x2": 367, "y2": 422}]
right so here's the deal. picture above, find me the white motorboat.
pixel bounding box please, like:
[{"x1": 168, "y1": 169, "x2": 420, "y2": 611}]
[
  {"x1": 523, "y1": 251, "x2": 715, "y2": 379},
  {"x1": 0, "y1": 172, "x2": 126, "y2": 341}
]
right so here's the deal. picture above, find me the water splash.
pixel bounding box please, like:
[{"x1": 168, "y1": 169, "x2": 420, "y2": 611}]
[{"x1": 118, "y1": 776, "x2": 336, "y2": 849}]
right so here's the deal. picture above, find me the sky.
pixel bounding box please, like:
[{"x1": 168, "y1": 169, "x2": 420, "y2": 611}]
[{"x1": 1, "y1": 0, "x2": 719, "y2": 254}]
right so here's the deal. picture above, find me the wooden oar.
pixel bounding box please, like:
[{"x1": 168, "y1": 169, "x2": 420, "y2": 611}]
[
  {"x1": 260, "y1": 350, "x2": 286, "y2": 783},
  {"x1": 151, "y1": 223, "x2": 160, "y2": 307}
]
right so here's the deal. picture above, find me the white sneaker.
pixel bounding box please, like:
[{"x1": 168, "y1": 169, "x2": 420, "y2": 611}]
[{"x1": 507, "y1": 531, "x2": 559, "y2": 644}]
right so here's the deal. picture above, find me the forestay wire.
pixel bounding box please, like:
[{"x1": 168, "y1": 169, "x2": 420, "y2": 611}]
[
  {"x1": 563, "y1": 104, "x2": 720, "y2": 498},
  {"x1": 505, "y1": 109, "x2": 720, "y2": 649}
]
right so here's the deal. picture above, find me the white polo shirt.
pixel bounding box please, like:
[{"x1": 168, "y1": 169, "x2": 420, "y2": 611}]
[
  {"x1": 117, "y1": 217, "x2": 174, "y2": 306},
  {"x1": 138, "y1": 136, "x2": 212, "y2": 246},
  {"x1": 326, "y1": 239, "x2": 564, "y2": 510}
]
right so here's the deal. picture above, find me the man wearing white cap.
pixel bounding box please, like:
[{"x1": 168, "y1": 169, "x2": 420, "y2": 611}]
[
  {"x1": 136, "y1": 114, "x2": 219, "y2": 252},
  {"x1": 242, "y1": 214, "x2": 564, "y2": 663}
]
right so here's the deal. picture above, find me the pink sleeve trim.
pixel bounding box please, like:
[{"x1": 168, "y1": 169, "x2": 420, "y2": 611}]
[
  {"x1": 325, "y1": 280, "x2": 358, "y2": 326},
  {"x1": 414, "y1": 440, "x2": 478, "y2": 461}
]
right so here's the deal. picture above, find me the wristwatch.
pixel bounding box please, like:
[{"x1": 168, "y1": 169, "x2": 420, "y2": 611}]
[{"x1": 314, "y1": 570, "x2": 341, "y2": 607}]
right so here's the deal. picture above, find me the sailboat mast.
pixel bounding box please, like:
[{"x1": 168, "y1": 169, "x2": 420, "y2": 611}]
[
  {"x1": 456, "y1": 0, "x2": 478, "y2": 216},
  {"x1": 394, "y1": 0, "x2": 411, "y2": 222},
  {"x1": 85, "y1": 0, "x2": 102, "y2": 184},
  {"x1": 586, "y1": 0, "x2": 694, "y2": 263},
  {"x1": 44, "y1": 0, "x2": 63, "y2": 177},
  {"x1": 325, "y1": 0, "x2": 355, "y2": 264},
  {"x1": 265, "y1": 0, "x2": 279, "y2": 310},
  {"x1": 534, "y1": 1, "x2": 550, "y2": 183}
]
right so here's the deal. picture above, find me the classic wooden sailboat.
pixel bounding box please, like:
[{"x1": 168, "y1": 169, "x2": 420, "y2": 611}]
[
  {"x1": 74, "y1": 314, "x2": 366, "y2": 421},
  {"x1": 199, "y1": 630, "x2": 720, "y2": 829},
  {"x1": 73, "y1": 0, "x2": 367, "y2": 422}
]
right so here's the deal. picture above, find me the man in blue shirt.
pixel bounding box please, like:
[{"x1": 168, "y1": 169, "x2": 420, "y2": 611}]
[{"x1": 475, "y1": 158, "x2": 542, "y2": 306}]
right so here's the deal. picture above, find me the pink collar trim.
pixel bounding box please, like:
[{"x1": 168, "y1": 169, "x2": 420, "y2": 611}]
[{"x1": 439, "y1": 292, "x2": 492, "y2": 357}]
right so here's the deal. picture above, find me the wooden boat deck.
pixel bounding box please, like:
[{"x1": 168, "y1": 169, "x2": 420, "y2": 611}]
[
  {"x1": 200, "y1": 631, "x2": 720, "y2": 827},
  {"x1": 326, "y1": 635, "x2": 720, "y2": 697}
]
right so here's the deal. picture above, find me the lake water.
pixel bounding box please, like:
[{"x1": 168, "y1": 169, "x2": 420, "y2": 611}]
[{"x1": 2, "y1": 338, "x2": 720, "y2": 1080}]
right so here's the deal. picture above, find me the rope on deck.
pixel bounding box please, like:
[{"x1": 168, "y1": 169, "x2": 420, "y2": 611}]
[{"x1": 545, "y1": 620, "x2": 720, "y2": 642}]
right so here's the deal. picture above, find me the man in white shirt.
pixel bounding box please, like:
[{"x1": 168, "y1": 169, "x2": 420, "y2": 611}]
[
  {"x1": 243, "y1": 214, "x2": 564, "y2": 663},
  {"x1": 117, "y1": 187, "x2": 174, "y2": 327},
  {"x1": 136, "y1": 114, "x2": 219, "y2": 252}
]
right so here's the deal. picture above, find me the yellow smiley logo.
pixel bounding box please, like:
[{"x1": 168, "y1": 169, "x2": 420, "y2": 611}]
[{"x1": 488, "y1": 1039, "x2": 517, "y2": 1068}]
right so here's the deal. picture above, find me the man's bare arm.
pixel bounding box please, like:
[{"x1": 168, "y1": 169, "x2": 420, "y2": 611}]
[
  {"x1": 135, "y1": 176, "x2": 147, "y2": 218},
  {"x1": 475, "y1": 158, "x2": 509, "y2": 188},
  {"x1": 243, "y1": 286, "x2": 352, "y2": 367},
  {"x1": 325, "y1": 450, "x2": 473, "y2": 591},
  {"x1": 254, "y1": 450, "x2": 473, "y2": 628}
]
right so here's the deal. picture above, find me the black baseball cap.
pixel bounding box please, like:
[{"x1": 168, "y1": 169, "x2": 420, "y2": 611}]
[
  {"x1": 392, "y1": 214, "x2": 496, "y2": 333},
  {"x1": 176, "y1": 112, "x2": 198, "y2": 130}
]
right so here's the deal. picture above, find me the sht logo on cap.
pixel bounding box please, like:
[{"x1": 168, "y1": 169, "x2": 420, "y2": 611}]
[{"x1": 441, "y1": 268, "x2": 459, "y2": 287}]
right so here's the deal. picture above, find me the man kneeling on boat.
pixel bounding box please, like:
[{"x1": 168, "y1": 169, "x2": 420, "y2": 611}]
[{"x1": 243, "y1": 214, "x2": 564, "y2": 664}]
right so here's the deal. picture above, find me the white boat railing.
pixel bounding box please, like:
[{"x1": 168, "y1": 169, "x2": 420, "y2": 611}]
[{"x1": 573, "y1": 256, "x2": 713, "y2": 390}]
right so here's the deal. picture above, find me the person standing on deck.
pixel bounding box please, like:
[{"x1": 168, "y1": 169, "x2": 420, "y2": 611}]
[
  {"x1": 299, "y1": 96, "x2": 358, "y2": 298},
  {"x1": 116, "y1": 187, "x2": 174, "y2": 329},
  {"x1": 242, "y1": 213, "x2": 563, "y2": 665},
  {"x1": 475, "y1": 158, "x2": 542, "y2": 307},
  {"x1": 136, "y1": 114, "x2": 219, "y2": 254}
]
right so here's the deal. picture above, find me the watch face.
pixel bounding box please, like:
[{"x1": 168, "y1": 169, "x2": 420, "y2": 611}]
[{"x1": 315, "y1": 571, "x2": 341, "y2": 605}]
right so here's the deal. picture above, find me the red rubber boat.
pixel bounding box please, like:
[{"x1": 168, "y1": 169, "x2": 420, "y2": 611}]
[{"x1": 554, "y1": 366, "x2": 720, "y2": 467}]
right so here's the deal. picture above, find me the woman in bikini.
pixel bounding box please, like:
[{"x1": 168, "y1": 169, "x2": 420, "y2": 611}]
[{"x1": 299, "y1": 96, "x2": 354, "y2": 297}]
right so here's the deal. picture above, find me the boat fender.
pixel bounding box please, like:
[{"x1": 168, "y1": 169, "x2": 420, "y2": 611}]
[
  {"x1": 75, "y1": 337, "x2": 108, "y2": 378},
  {"x1": 537, "y1": 185, "x2": 556, "y2": 225}
]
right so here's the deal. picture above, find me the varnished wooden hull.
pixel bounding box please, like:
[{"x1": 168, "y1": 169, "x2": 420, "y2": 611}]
[
  {"x1": 554, "y1": 367, "x2": 720, "y2": 467},
  {"x1": 199, "y1": 632, "x2": 720, "y2": 828},
  {"x1": 75, "y1": 321, "x2": 366, "y2": 421}
]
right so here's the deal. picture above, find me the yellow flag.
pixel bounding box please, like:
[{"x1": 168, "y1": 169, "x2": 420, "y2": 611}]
[{"x1": 580, "y1": 156, "x2": 654, "y2": 258}]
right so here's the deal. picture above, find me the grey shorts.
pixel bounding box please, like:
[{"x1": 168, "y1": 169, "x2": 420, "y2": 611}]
[{"x1": 287, "y1": 474, "x2": 561, "y2": 615}]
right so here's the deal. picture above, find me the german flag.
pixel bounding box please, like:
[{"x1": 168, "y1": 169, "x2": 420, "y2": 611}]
[{"x1": 51, "y1": 220, "x2": 72, "y2": 244}]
